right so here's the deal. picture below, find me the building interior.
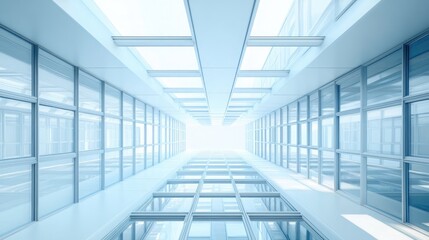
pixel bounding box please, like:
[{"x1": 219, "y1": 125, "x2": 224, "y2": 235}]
[{"x1": 0, "y1": 0, "x2": 429, "y2": 239}]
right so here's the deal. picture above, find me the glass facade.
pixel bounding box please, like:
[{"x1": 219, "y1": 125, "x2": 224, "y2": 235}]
[
  {"x1": 0, "y1": 27, "x2": 186, "y2": 237},
  {"x1": 246, "y1": 31, "x2": 429, "y2": 232}
]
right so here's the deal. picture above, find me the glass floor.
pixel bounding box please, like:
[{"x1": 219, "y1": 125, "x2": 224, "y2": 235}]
[{"x1": 107, "y1": 151, "x2": 324, "y2": 240}]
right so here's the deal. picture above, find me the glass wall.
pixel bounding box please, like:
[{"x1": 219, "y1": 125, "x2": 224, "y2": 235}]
[
  {"x1": 0, "y1": 27, "x2": 186, "y2": 237},
  {"x1": 246, "y1": 30, "x2": 429, "y2": 233}
]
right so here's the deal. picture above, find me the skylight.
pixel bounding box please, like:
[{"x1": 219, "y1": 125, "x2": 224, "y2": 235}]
[
  {"x1": 156, "y1": 77, "x2": 203, "y2": 88},
  {"x1": 240, "y1": 47, "x2": 271, "y2": 70},
  {"x1": 250, "y1": 0, "x2": 293, "y2": 36},
  {"x1": 170, "y1": 93, "x2": 206, "y2": 99},
  {"x1": 92, "y1": 0, "x2": 191, "y2": 36},
  {"x1": 136, "y1": 47, "x2": 199, "y2": 70}
]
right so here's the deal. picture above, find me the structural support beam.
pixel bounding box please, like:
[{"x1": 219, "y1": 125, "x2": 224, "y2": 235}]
[
  {"x1": 247, "y1": 36, "x2": 325, "y2": 47},
  {"x1": 147, "y1": 70, "x2": 201, "y2": 77},
  {"x1": 237, "y1": 70, "x2": 290, "y2": 78},
  {"x1": 164, "y1": 88, "x2": 205, "y2": 93},
  {"x1": 233, "y1": 88, "x2": 271, "y2": 93},
  {"x1": 112, "y1": 36, "x2": 194, "y2": 46}
]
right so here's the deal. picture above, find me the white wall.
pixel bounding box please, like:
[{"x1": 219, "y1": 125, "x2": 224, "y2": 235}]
[{"x1": 186, "y1": 123, "x2": 245, "y2": 151}]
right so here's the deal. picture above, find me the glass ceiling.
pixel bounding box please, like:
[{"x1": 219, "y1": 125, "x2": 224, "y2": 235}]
[
  {"x1": 250, "y1": 0, "x2": 293, "y2": 36},
  {"x1": 92, "y1": 0, "x2": 191, "y2": 36}
]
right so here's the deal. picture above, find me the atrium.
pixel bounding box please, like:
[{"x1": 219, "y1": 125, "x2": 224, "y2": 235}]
[{"x1": 0, "y1": 0, "x2": 429, "y2": 239}]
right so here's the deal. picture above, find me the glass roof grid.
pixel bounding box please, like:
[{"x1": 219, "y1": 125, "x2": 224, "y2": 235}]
[
  {"x1": 250, "y1": 0, "x2": 294, "y2": 37},
  {"x1": 92, "y1": 0, "x2": 192, "y2": 36},
  {"x1": 231, "y1": 92, "x2": 267, "y2": 99},
  {"x1": 169, "y1": 92, "x2": 206, "y2": 99}
]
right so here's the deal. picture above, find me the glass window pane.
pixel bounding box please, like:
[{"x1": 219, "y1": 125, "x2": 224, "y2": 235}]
[
  {"x1": 147, "y1": 124, "x2": 153, "y2": 145},
  {"x1": 0, "y1": 98, "x2": 31, "y2": 160},
  {"x1": 321, "y1": 85, "x2": 335, "y2": 115},
  {"x1": 367, "y1": 106, "x2": 402, "y2": 155},
  {"x1": 146, "y1": 106, "x2": 153, "y2": 123},
  {"x1": 309, "y1": 149, "x2": 319, "y2": 181},
  {"x1": 289, "y1": 146, "x2": 297, "y2": 171},
  {"x1": 321, "y1": 151, "x2": 334, "y2": 189},
  {"x1": 123, "y1": 94, "x2": 133, "y2": 119},
  {"x1": 123, "y1": 120, "x2": 133, "y2": 147},
  {"x1": 367, "y1": 50, "x2": 402, "y2": 105},
  {"x1": 135, "y1": 146, "x2": 145, "y2": 171},
  {"x1": 160, "y1": 183, "x2": 198, "y2": 193},
  {"x1": 0, "y1": 163, "x2": 31, "y2": 236},
  {"x1": 79, "y1": 113, "x2": 101, "y2": 151},
  {"x1": 195, "y1": 197, "x2": 239, "y2": 212},
  {"x1": 411, "y1": 100, "x2": 429, "y2": 157},
  {"x1": 105, "y1": 117, "x2": 120, "y2": 149},
  {"x1": 79, "y1": 153, "x2": 101, "y2": 198},
  {"x1": 78, "y1": 71, "x2": 101, "y2": 111},
  {"x1": 321, "y1": 118, "x2": 334, "y2": 149},
  {"x1": 105, "y1": 85, "x2": 121, "y2": 116},
  {"x1": 367, "y1": 158, "x2": 401, "y2": 219},
  {"x1": 299, "y1": 98, "x2": 307, "y2": 121},
  {"x1": 39, "y1": 106, "x2": 74, "y2": 155},
  {"x1": 339, "y1": 73, "x2": 361, "y2": 111},
  {"x1": 290, "y1": 124, "x2": 297, "y2": 145},
  {"x1": 288, "y1": 103, "x2": 297, "y2": 123},
  {"x1": 299, "y1": 147, "x2": 308, "y2": 174},
  {"x1": 409, "y1": 35, "x2": 429, "y2": 96},
  {"x1": 339, "y1": 154, "x2": 360, "y2": 198},
  {"x1": 39, "y1": 158, "x2": 74, "y2": 217},
  {"x1": 123, "y1": 149, "x2": 133, "y2": 178},
  {"x1": 201, "y1": 183, "x2": 234, "y2": 193},
  {"x1": 310, "y1": 92, "x2": 319, "y2": 118},
  {"x1": 0, "y1": 28, "x2": 32, "y2": 95},
  {"x1": 409, "y1": 163, "x2": 429, "y2": 232},
  {"x1": 134, "y1": 221, "x2": 184, "y2": 240},
  {"x1": 339, "y1": 114, "x2": 361, "y2": 151},
  {"x1": 299, "y1": 123, "x2": 307, "y2": 145},
  {"x1": 135, "y1": 101, "x2": 145, "y2": 122},
  {"x1": 105, "y1": 151, "x2": 120, "y2": 186},
  {"x1": 310, "y1": 120, "x2": 318, "y2": 146},
  {"x1": 135, "y1": 122, "x2": 145, "y2": 146},
  {"x1": 38, "y1": 50, "x2": 74, "y2": 105},
  {"x1": 236, "y1": 183, "x2": 275, "y2": 193}
]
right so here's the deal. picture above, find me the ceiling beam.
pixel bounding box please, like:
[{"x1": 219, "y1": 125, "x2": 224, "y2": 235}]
[
  {"x1": 247, "y1": 36, "x2": 325, "y2": 47},
  {"x1": 237, "y1": 70, "x2": 289, "y2": 78},
  {"x1": 233, "y1": 88, "x2": 271, "y2": 93},
  {"x1": 112, "y1": 36, "x2": 194, "y2": 47},
  {"x1": 174, "y1": 98, "x2": 207, "y2": 103},
  {"x1": 164, "y1": 88, "x2": 205, "y2": 93},
  {"x1": 147, "y1": 70, "x2": 201, "y2": 77}
]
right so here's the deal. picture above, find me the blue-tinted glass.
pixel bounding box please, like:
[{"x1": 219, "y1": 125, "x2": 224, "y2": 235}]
[
  {"x1": 105, "y1": 151, "x2": 120, "y2": 187},
  {"x1": 321, "y1": 85, "x2": 335, "y2": 115},
  {"x1": 79, "y1": 71, "x2": 101, "y2": 111},
  {"x1": 290, "y1": 124, "x2": 297, "y2": 145},
  {"x1": 339, "y1": 154, "x2": 360, "y2": 198},
  {"x1": 123, "y1": 149, "x2": 133, "y2": 178},
  {"x1": 299, "y1": 147, "x2": 308, "y2": 175},
  {"x1": 367, "y1": 106, "x2": 401, "y2": 155},
  {"x1": 135, "y1": 101, "x2": 145, "y2": 122},
  {"x1": 104, "y1": 85, "x2": 121, "y2": 116},
  {"x1": 289, "y1": 103, "x2": 297, "y2": 123},
  {"x1": 309, "y1": 149, "x2": 319, "y2": 181},
  {"x1": 135, "y1": 147, "x2": 145, "y2": 171},
  {"x1": 411, "y1": 100, "x2": 429, "y2": 157},
  {"x1": 321, "y1": 151, "x2": 334, "y2": 189},
  {"x1": 300, "y1": 123, "x2": 307, "y2": 145},
  {"x1": 79, "y1": 153, "x2": 101, "y2": 199},
  {"x1": 39, "y1": 50, "x2": 74, "y2": 105},
  {"x1": 147, "y1": 145, "x2": 154, "y2": 168},
  {"x1": 196, "y1": 197, "x2": 238, "y2": 212},
  {"x1": 0, "y1": 98, "x2": 31, "y2": 160},
  {"x1": 409, "y1": 34, "x2": 429, "y2": 96},
  {"x1": 0, "y1": 164, "x2": 31, "y2": 236},
  {"x1": 0, "y1": 28, "x2": 32, "y2": 95},
  {"x1": 105, "y1": 117, "x2": 120, "y2": 148},
  {"x1": 79, "y1": 113, "x2": 101, "y2": 151},
  {"x1": 339, "y1": 71, "x2": 361, "y2": 111},
  {"x1": 310, "y1": 120, "x2": 318, "y2": 146},
  {"x1": 123, "y1": 94, "x2": 133, "y2": 119},
  {"x1": 299, "y1": 98, "x2": 307, "y2": 121},
  {"x1": 310, "y1": 93, "x2": 319, "y2": 118},
  {"x1": 321, "y1": 118, "x2": 334, "y2": 149},
  {"x1": 367, "y1": 50, "x2": 402, "y2": 105},
  {"x1": 367, "y1": 158, "x2": 401, "y2": 219},
  {"x1": 39, "y1": 158, "x2": 74, "y2": 217},
  {"x1": 141, "y1": 197, "x2": 193, "y2": 212},
  {"x1": 241, "y1": 197, "x2": 292, "y2": 212},
  {"x1": 123, "y1": 120, "x2": 133, "y2": 147},
  {"x1": 188, "y1": 221, "x2": 247, "y2": 239},
  {"x1": 135, "y1": 122, "x2": 145, "y2": 146},
  {"x1": 339, "y1": 114, "x2": 360, "y2": 151},
  {"x1": 289, "y1": 146, "x2": 297, "y2": 171},
  {"x1": 39, "y1": 106, "x2": 74, "y2": 155},
  {"x1": 409, "y1": 163, "x2": 429, "y2": 232}
]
